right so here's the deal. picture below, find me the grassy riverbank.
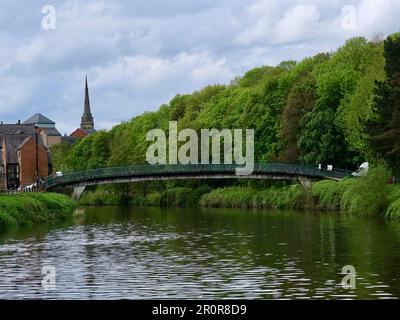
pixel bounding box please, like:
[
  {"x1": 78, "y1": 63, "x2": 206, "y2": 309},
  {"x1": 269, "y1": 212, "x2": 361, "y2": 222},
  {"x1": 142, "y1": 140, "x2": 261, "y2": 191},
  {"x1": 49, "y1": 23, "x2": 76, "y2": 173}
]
[
  {"x1": 78, "y1": 165, "x2": 400, "y2": 220},
  {"x1": 79, "y1": 186, "x2": 210, "y2": 207},
  {"x1": 0, "y1": 193, "x2": 76, "y2": 229},
  {"x1": 200, "y1": 166, "x2": 399, "y2": 219},
  {"x1": 79, "y1": 183, "x2": 400, "y2": 219},
  {"x1": 199, "y1": 185, "x2": 305, "y2": 209}
]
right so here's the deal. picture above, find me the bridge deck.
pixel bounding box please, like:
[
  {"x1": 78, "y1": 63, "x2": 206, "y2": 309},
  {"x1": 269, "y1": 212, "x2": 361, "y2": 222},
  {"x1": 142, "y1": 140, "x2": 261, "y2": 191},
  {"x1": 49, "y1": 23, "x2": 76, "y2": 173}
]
[{"x1": 43, "y1": 163, "x2": 352, "y2": 190}]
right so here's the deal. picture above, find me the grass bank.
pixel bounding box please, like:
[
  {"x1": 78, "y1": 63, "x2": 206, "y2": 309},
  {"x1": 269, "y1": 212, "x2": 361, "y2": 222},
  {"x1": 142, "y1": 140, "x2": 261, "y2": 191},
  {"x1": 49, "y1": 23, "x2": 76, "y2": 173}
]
[
  {"x1": 0, "y1": 193, "x2": 76, "y2": 230},
  {"x1": 199, "y1": 185, "x2": 305, "y2": 209},
  {"x1": 80, "y1": 186, "x2": 210, "y2": 208},
  {"x1": 79, "y1": 189, "x2": 122, "y2": 206},
  {"x1": 199, "y1": 165, "x2": 400, "y2": 219},
  {"x1": 309, "y1": 165, "x2": 396, "y2": 218}
]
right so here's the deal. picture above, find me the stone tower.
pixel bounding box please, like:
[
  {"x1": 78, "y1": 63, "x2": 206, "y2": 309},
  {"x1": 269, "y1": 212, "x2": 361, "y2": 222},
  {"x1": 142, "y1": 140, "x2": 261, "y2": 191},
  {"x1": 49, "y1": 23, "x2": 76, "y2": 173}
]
[{"x1": 80, "y1": 76, "x2": 94, "y2": 130}]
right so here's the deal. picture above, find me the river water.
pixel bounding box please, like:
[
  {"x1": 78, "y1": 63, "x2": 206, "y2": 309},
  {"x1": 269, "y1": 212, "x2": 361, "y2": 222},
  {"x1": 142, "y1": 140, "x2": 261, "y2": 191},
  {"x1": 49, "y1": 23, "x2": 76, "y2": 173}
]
[{"x1": 0, "y1": 206, "x2": 399, "y2": 299}]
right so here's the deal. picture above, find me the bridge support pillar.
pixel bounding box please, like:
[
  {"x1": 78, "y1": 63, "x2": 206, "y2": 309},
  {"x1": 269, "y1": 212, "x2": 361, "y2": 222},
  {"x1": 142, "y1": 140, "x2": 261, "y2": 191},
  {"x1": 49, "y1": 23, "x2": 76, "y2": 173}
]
[
  {"x1": 299, "y1": 179, "x2": 312, "y2": 190},
  {"x1": 72, "y1": 186, "x2": 86, "y2": 201}
]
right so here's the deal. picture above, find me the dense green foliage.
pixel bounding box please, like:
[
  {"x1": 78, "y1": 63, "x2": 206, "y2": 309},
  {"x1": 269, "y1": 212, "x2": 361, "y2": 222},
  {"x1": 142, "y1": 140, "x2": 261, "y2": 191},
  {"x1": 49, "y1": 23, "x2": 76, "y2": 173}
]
[
  {"x1": 199, "y1": 185, "x2": 305, "y2": 209},
  {"x1": 310, "y1": 165, "x2": 392, "y2": 216},
  {"x1": 0, "y1": 193, "x2": 76, "y2": 229},
  {"x1": 199, "y1": 164, "x2": 398, "y2": 217},
  {"x1": 368, "y1": 35, "x2": 400, "y2": 173},
  {"x1": 386, "y1": 186, "x2": 400, "y2": 219},
  {"x1": 52, "y1": 34, "x2": 400, "y2": 218},
  {"x1": 340, "y1": 165, "x2": 391, "y2": 216},
  {"x1": 79, "y1": 189, "x2": 122, "y2": 206},
  {"x1": 309, "y1": 179, "x2": 355, "y2": 211},
  {"x1": 80, "y1": 185, "x2": 210, "y2": 208}
]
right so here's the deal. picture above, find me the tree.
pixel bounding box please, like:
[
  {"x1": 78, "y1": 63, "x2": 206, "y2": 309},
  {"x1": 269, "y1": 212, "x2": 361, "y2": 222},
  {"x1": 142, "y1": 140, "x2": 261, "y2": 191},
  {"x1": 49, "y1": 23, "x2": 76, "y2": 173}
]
[
  {"x1": 50, "y1": 141, "x2": 73, "y2": 172},
  {"x1": 277, "y1": 54, "x2": 327, "y2": 162},
  {"x1": 369, "y1": 36, "x2": 400, "y2": 173},
  {"x1": 297, "y1": 107, "x2": 354, "y2": 166},
  {"x1": 336, "y1": 41, "x2": 385, "y2": 157},
  {"x1": 280, "y1": 75, "x2": 316, "y2": 162},
  {"x1": 296, "y1": 40, "x2": 366, "y2": 168}
]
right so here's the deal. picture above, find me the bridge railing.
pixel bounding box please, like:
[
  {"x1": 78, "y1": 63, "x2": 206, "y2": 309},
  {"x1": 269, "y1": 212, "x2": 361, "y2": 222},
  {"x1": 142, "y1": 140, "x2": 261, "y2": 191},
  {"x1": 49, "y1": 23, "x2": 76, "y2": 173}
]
[{"x1": 43, "y1": 163, "x2": 352, "y2": 189}]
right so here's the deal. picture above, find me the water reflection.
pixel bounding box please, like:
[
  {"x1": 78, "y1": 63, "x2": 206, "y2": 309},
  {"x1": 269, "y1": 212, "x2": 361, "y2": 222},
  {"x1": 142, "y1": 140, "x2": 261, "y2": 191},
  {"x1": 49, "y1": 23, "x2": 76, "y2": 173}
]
[{"x1": 0, "y1": 206, "x2": 399, "y2": 299}]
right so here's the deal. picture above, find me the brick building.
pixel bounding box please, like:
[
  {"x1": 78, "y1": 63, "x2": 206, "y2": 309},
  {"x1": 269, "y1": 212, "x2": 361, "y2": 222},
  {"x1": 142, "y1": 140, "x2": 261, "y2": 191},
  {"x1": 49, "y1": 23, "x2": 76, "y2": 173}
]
[
  {"x1": 0, "y1": 123, "x2": 51, "y2": 190},
  {"x1": 17, "y1": 136, "x2": 50, "y2": 186}
]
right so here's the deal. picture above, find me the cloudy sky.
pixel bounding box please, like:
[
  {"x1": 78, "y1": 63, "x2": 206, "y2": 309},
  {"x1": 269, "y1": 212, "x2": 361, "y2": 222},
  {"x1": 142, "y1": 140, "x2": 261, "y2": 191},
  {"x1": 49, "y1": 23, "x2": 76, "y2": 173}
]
[{"x1": 0, "y1": 0, "x2": 399, "y2": 134}]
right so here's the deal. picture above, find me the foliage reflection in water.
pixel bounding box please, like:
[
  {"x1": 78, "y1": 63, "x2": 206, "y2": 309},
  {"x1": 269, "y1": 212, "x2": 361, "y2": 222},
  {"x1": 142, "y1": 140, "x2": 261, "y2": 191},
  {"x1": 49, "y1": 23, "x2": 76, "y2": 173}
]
[{"x1": 0, "y1": 206, "x2": 399, "y2": 299}]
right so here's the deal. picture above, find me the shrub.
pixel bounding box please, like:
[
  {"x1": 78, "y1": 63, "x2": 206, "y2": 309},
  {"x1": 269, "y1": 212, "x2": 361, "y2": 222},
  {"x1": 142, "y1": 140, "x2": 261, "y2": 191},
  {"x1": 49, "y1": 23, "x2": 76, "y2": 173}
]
[
  {"x1": 199, "y1": 185, "x2": 305, "y2": 209},
  {"x1": 310, "y1": 178, "x2": 356, "y2": 211},
  {"x1": 160, "y1": 186, "x2": 210, "y2": 207},
  {"x1": 79, "y1": 190, "x2": 122, "y2": 206},
  {"x1": 385, "y1": 186, "x2": 400, "y2": 219},
  {"x1": 340, "y1": 165, "x2": 391, "y2": 217}
]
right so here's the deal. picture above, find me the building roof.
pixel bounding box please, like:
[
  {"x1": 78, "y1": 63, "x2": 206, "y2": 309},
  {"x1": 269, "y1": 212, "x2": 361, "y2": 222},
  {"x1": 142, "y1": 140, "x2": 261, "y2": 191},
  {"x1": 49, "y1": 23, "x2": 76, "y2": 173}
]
[
  {"x1": 0, "y1": 124, "x2": 37, "y2": 136},
  {"x1": 23, "y1": 113, "x2": 55, "y2": 125},
  {"x1": 17, "y1": 136, "x2": 33, "y2": 150},
  {"x1": 61, "y1": 135, "x2": 77, "y2": 144},
  {"x1": 16, "y1": 135, "x2": 48, "y2": 150},
  {"x1": 70, "y1": 127, "x2": 97, "y2": 137},
  {"x1": 40, "y1": 127, "x2": 61, "y2": 137},
  {"x1": 3, "y1": 135, "x2": 30, "y2": 163},
  {"x1": 0, "y1": 124, "x2": 45, "y2": 164},
  {"x1": 81, "y1": 128, "x2": 97, "y2": 135},
  {"x1": 2, "y1": 135, "x2": 46, "y2": 164}
]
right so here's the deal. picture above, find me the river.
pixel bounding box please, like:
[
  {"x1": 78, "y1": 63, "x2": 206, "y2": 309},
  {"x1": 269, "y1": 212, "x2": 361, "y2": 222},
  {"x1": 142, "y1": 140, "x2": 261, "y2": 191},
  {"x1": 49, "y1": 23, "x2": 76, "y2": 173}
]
[{"x1": 0, "y1": 206, "x2": 399, "y2": 299}]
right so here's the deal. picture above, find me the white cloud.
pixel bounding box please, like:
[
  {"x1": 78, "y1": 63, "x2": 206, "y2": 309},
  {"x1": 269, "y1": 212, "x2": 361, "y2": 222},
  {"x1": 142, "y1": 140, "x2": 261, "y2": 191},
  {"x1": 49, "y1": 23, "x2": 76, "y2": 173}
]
[
  {"x1": 94, "y1": 52, "x2": 234, "y2": 89},
  {"x1": 246, "y1": 0, "x2": 277, "y2": 16},
  {"x1": 236, "y1": 2, "x2": 323, "y2": 46},
  {"x1": 356, "y1": 0, "x2": 400, "y2": 33},
  {"x1": 0, "y1": 76, "x2": 33, "y2": 116},
  {"x1": 191, "y1": 55, "x2": 233, "y2": 84},
  {"x1": 15, "y1": 39, "x2": 45, "y2": 64},
  {"x1": 273, "y1": 4, "x2": 320, "y2": 43}
]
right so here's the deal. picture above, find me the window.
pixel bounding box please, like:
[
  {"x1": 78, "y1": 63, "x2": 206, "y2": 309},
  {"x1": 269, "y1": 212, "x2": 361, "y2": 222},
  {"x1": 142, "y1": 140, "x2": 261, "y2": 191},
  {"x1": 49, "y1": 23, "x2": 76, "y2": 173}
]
[{"x1": 7, "y1": 164, "x2": 20, "y2": 189}]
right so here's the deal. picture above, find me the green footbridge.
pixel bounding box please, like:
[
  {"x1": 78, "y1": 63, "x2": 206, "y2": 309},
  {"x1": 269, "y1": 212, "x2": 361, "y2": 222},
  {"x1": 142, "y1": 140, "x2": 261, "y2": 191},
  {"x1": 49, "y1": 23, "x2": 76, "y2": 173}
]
[{"x1": 43, "y1": 163, "x2": 352, "y2": 198}]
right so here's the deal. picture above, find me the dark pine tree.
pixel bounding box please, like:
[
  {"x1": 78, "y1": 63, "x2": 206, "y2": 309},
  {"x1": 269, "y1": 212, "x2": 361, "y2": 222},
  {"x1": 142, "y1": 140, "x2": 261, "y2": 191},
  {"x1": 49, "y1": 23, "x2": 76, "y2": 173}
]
[{"x1": 369, "y1": 35, "x2": 400, "y2": 173}]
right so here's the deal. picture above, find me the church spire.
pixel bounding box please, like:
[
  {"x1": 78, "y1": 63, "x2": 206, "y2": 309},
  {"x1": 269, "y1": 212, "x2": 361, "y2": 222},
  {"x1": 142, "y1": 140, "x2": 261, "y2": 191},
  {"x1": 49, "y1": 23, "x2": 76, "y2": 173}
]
[{"x1": 81, "y1": 75, "x2": 94, "y2": 130}]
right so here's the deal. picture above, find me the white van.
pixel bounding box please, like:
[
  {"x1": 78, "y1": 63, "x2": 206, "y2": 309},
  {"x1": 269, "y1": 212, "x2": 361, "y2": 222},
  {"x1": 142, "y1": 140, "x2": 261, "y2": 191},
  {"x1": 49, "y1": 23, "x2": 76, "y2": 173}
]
[{"x1": 352, "y1": 162, "x2": 369, "y2": 177}]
